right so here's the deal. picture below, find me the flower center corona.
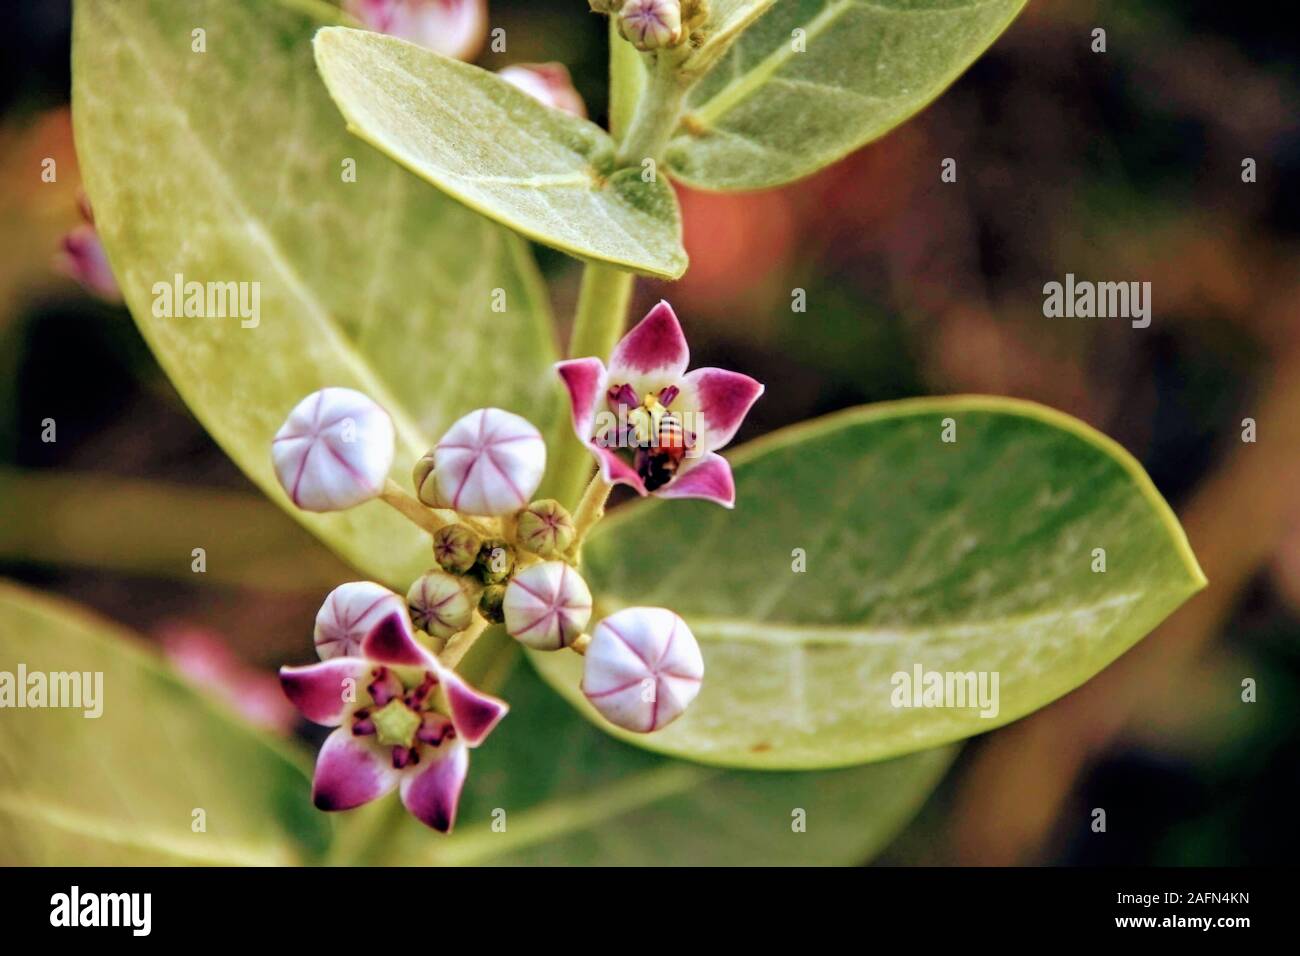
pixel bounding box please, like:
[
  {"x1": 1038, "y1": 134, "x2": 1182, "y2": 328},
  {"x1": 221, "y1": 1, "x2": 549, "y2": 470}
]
[{"x1": 350, "y1": 667, "x2": 456, "y2": 769}]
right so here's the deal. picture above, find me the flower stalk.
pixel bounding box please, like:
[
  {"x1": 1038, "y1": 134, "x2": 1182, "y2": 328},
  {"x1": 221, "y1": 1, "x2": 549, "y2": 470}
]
[{"x1": 380, "y1": 478, "x2": 449, "y2": 536}]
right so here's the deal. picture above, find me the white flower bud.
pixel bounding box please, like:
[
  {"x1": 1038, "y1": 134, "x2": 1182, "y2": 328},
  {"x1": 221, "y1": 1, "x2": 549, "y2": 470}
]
[
  {"x1": 432, "y1": 408, "x2": 546, "y2": 517},
  {"x1": 582, "y1": 607, "x2": 703, "y2": 732},
  {"x1": 407, "y1": 570, "x2": 475, "y2": 639},
  {"x1": 503, "y1": 561, "x2": 593, "y2": 651},
  {"x1": 272, "y1": 388, "x2": 395, "y2": 512},
  {"x1": 314, "y1": 581, "x2": 407, "y2": 660}
]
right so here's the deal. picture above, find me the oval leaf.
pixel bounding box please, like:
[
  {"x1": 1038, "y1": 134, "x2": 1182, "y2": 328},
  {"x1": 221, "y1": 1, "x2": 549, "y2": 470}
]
[
  {"x1": 72, "y1": 0, "x2": 558, "y2": 588},
  {"x1": 668, "y1": 0, "x2": 1029, "y2": 190},
  {"x1": 530, "y1": 397, "x2": 1207, "y2": 769},
  {"x1": 314, "y1": 26, "x2": 688, "y2": 279},
  {"x1": 397, "y1": 641, "x2": 955, "y2": 865},
  {"x1": 0, "y1": 581, "x2": 330, "y2": 864}
]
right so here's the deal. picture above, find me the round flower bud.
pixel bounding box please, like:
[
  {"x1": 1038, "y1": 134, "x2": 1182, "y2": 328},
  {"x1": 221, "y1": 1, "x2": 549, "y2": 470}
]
[
  {"x1": 582, "y1": 607, "x2": 703, "y2": 733},
  {"x1": 406, "y1": 571, "x2": 474, "y2": 639},
  {"x1": 503, "y1": 561, "x2": 593, "y2": 651},
  {"x1": 412, "y1": 450, "x2": 445, "y2": 508},
  {"x1": 313, "y1": 582, "x2": 406, "y2": 660},
  {"x1": 517, "y1": 499, "x2": 576, "y2": 558},
  {"x1": 617, "y1": 0, "x2": 682, "y2": 51},
  {"x1": 478, "y1": 584, "x2": 507, "y2": 624},
  {"x1": 432, "y1": 408, "x2": 546, "y2": 516},
  {"x1": 272, "y1": 388, "x2": 395, "y2": 512},
  {"x1": 476, "y1": 539, "x2": 515, "y2": 585},
  {"x1": 433, "y1": 523, "x2": 482, "y2": 574}
]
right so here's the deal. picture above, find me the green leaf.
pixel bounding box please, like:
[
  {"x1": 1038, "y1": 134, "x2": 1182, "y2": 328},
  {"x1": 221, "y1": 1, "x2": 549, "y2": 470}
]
[
  {"x1": 395, "y1": 641, "x2": 955, "y2": 865},
  {"x1": 530, "y1": 397, "x2": 1207, "y2": 769},
  {"x1": 668, "y1": 0, "x2": 1030, "y2": 190},
  {"x1": 0, "y1": 580, "x2": 330, "y2": 864},
  {"x1": 313, "y1": 27, "x2": 689, "y2": 280},
  {"x1": 72, "y1": 0, "x2": 558, "y2": 590}
]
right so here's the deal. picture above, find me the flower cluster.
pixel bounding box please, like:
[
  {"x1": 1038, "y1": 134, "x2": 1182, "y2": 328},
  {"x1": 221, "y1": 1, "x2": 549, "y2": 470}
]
[{"x1": 272, "y1": 302, "x2": 757, "y2": 831}]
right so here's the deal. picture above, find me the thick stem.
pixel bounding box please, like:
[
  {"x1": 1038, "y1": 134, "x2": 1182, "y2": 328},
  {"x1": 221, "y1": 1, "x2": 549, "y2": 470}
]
[
  {"x1": 616, "y1": 52, "x2": 690, "y2": 168},
  {"x1": 380, "y1": 479, "x2": 448, "y2": 536},
  {"x1": 571, "y1": 473, "x2": 614, "y2": 548},
  {"x1": 546, "y1": 266, "x2": 635, "y2": 509}
]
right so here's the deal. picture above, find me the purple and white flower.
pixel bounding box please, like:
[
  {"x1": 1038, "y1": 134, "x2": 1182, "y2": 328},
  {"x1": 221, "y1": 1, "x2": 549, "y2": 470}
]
[
  {"x1": 581, "y1": 607, "x2": 703, "y2": 733},
  {"x1": 499, "y1": 63, "x2": 587, "y2": 117},
  {"x1": 431, "y1": 408, "x2": 546, "y2": 516},
  {"x1": 344, "y1": 0, "x2": 487, "y2": 61},
  {"x1": 503, "y1": 561, "x2": 592, "y2": 650},
  {"x1": 271, "y1": 388, "x2": 395, "y2": 513},
  {"x1": 555, "y1": 301, "x2": 763, "y2": 508},
  {"x1": 314, "y1": 581, "x2": 408, "y2": 660},
  {"x1": 280, "y1": 610, "x2": 507, "y2": 832}
]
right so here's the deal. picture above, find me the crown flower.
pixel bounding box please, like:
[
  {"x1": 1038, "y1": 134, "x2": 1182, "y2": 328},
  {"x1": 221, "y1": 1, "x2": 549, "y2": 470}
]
[
  {"x1": 431, "y1": 408, "x2": 547, "y2": 517},
  {"x1": 314, "y1": 581, "x2": 408, "y2": 660},
  {"x1": 503, "y1": 561, "x2": 593, "y2": 651},
  {"x1": 344, "y1": 0, "x2": 487, "y2": 61},
  {"x1": 556, "y1": 301, "x2": 763, "y2": 508},
  {"x1": 279, "y1": 611, "x2": 507, "y2": 832}
]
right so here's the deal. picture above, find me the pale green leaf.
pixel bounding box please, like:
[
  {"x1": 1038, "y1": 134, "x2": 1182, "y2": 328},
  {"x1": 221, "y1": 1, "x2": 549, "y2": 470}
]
[
  {"x1": 668, "y1": 0, "x2": 1030, "y2": 190},
  {"x1": 313, "y1": 27, "x2": 688, "y2": 279},
  {"x1": 0, "y1": 580, "x2": 330, "y2": 865},
  {"x1": 394, "y1": 636, "x2": 954, "y2": 865},
  {"x1": 530, "y1": 397, "x2": 1206, "y2": 769},
  {"x1": 72, "y1": 0, "x2": 557, "y2": 590}
]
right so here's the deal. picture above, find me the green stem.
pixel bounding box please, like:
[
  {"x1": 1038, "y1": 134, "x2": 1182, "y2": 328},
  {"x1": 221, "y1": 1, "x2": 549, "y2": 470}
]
[
  {"x1": 546, "y1": 265, "x2": 634, "y2": 508},
  {"x1": 616, "y1": 52, "x2": 691, "y2": 168}
]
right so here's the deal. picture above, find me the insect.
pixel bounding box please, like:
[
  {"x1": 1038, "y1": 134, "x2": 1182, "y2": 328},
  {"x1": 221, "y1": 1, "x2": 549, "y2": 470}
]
[{"x1": 636, "y1": 404, "x2": 692, "y2": 491}]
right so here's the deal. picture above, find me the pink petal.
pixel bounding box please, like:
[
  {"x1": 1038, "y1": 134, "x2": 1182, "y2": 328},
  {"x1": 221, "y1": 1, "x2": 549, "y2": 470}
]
[
  {"x1": 675, "y1": 367, "x2": 764, "y2": 453},
  {"x1": 607, "y1": 301, "x2": 690, "y2": 393},
  {"x1": 498, "y1": 63, "x2": 587, "y2": 117},
  {"x1": 654, "y1": 452, "x2": 735, "y2": 508},
  {"x1": 279, "y1": 658, "x2": 370, "y2": 726},
  {"x1": 312, "y1": 726, "x2": 400, "y2": 811},
  {"x1": 359, "y1": 612, "x2": 437, "y2": 669},
  {"x1": 592, "y1": 443, "x2": 648, "y2": 495},
  {"x1": 440, "y1": 670, "x2": 508, "y2": 747},
  {"x1": 399, "y1": 739, "x2": 469, "y2": 832},
  {"x1": 345, "y1": 0, "x2": 487, "y2": 61},
  {"x1": 555, "y1": 357, "x2": 607, "y2": 443}
]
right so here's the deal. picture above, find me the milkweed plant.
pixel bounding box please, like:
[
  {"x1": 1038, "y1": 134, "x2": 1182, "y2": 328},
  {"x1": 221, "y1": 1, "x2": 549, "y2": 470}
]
[{"x1": 20, "y1": 0, "x2": 1207, "y2": 863}]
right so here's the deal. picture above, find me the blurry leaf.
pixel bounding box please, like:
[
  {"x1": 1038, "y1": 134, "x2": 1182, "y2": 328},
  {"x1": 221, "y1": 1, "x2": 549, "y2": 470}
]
[
  {"x1": 531, "y1": 397, "x2": 1206, "y2": 768},
  {"x1": 0, "y1": 468, "x2": 350, "y2": 591},
  {"x1": 0, "y1": 580, "x2": 330, "y2": 864},
  {"x1": 397, "y1": 645, "x2": 954, "y2": 865},
  {"x1": 72, "y1": 0, "x2": 557, "y2": 590},
  {"x1": 668, "y1": 0, "x2": 1029, "y2": 190},
  {"x1": 313, "y1": 27, "x2": 687, "y2": 280}
]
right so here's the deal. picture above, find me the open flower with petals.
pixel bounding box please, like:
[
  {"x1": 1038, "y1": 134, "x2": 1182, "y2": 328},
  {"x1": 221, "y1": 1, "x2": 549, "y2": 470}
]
[
  {"x1": 556, "y1": 301, "x2": 763, "y2": 508},
  {"x1": 279, "y1": 609, "x2": 506, "y2": 832},
  {"x1": 344, "y1": 0, "x2": 487, "y2": 61}
]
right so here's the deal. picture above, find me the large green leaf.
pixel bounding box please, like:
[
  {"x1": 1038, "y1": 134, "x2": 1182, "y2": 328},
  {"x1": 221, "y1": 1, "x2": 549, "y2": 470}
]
[
  {"x1": 0, "y1": 580, "x2": 330, "y2": 864},
  {"x1": 313, "y1": 27, "x2": 688, "y2": 280},
  {"x1": 530, "y1": 397, "x2": 1206, "y2": 769},
  {"x1": 667, "y1": 0, "x2": 1030, "y2": 190},
  {"x1": 394, "y1": 636, "x2": 955, "y2": 865},
  {"x1": 72, "y1": 0, "x2": 558, "y2": 589}
]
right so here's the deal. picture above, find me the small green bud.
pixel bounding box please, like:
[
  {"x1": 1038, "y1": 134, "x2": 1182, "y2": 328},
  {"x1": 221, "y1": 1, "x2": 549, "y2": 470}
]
[
  {"x1": 433, "y1": 523, "x2": 482, "y2": 574},
  {"x1": 479, "y1": 584, "x2": 507, "y2": 624},
  {"x1": 412, "y1": 450, "x2": 446, "y2": 508},
  {"x1": 407, "y1": 570, "x2": 474, "y2": 639},
  {"x1": 517, "y1": 499, "x2": 576, "y2": 558},
  {"x1": 477, "y1": 538, "x2": 515, "y2": 585}
]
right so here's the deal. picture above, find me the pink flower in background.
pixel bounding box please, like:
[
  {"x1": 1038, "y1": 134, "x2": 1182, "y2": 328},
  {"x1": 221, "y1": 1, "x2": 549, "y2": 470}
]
[
  {"x1": 556, "y1": 301, "x2": 764, "y2": 508},
  {"x1": 56, "y1": 193, "x2": 120, "y2": 302},
  {"x1": 279, "y1": 610, "x2": 507, "y2": 832},
  {"x1": 160, "y1": 626, "x2": 297, "y2": 735},
  {"x1": 345, "y1": 0, "x2": 487, "y2": 61},
  {"x1": 499, "y1": 63, "x2": 587, "y2": 117}
]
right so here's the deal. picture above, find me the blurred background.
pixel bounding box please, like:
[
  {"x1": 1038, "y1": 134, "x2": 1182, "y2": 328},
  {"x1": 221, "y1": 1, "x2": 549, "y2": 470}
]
[{"x1": 2, "y1": 0, "x2": 1297, "y2": 864}]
